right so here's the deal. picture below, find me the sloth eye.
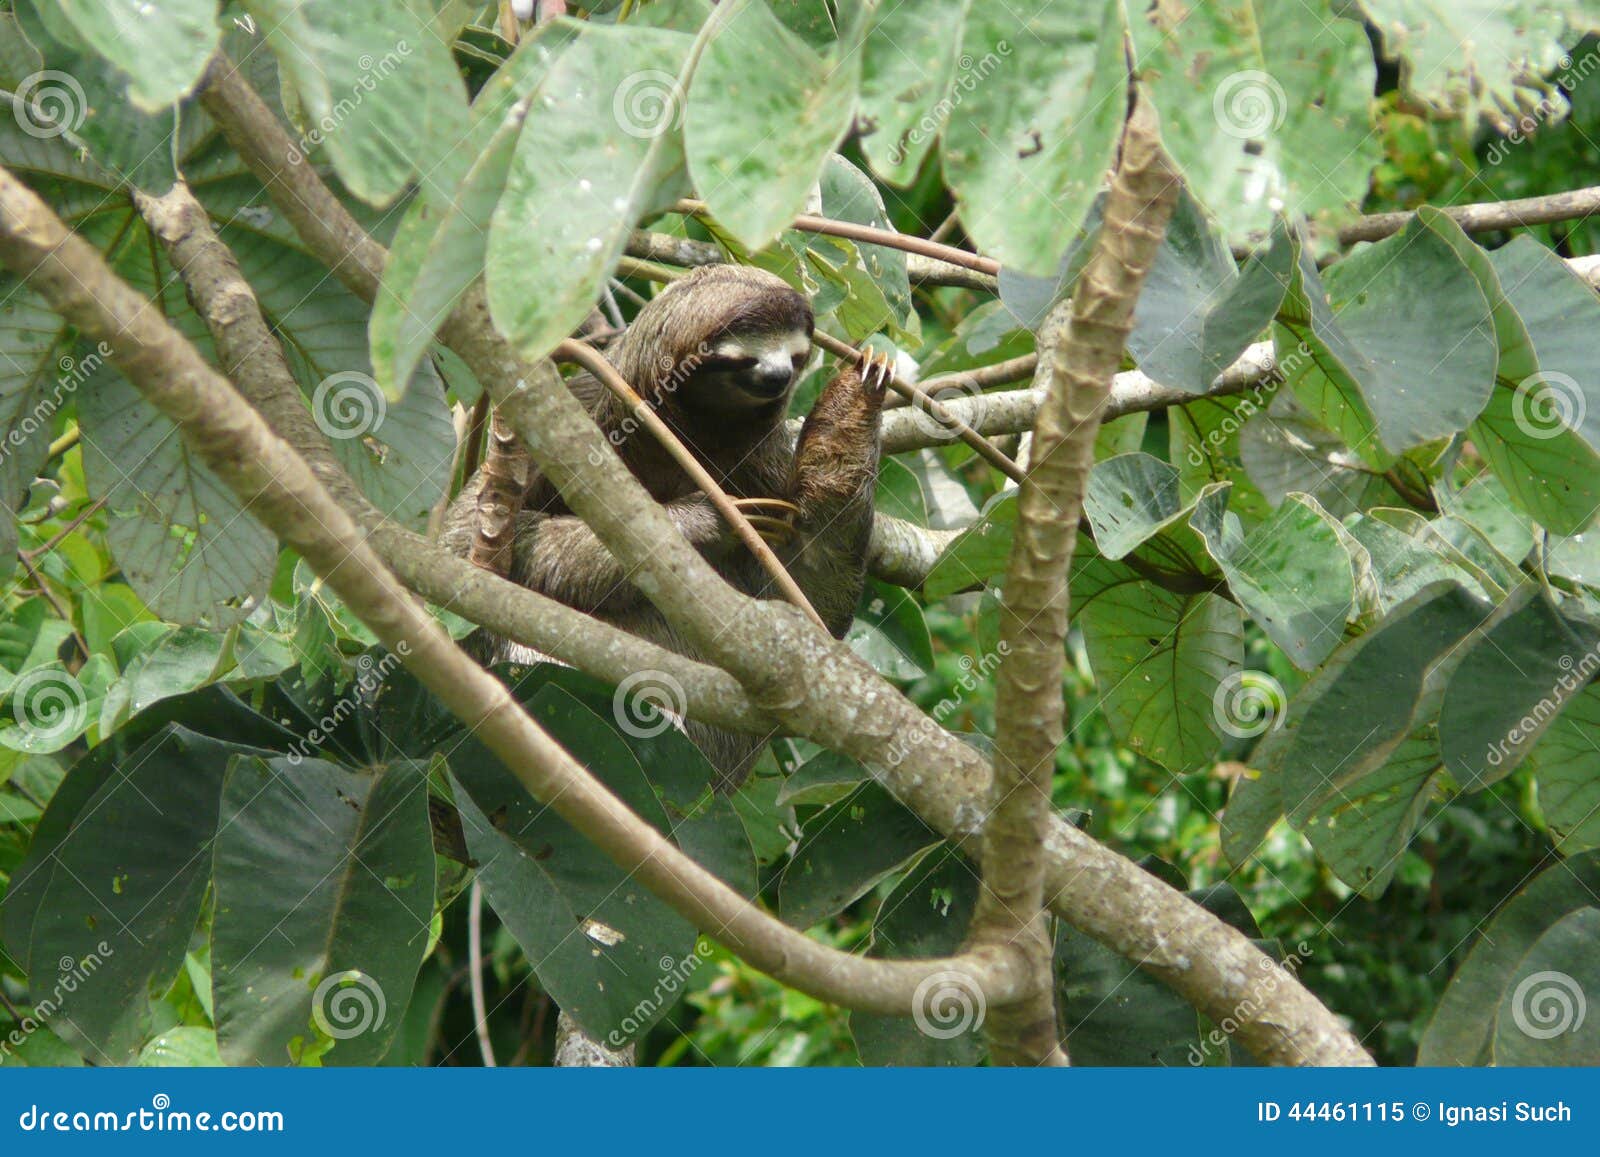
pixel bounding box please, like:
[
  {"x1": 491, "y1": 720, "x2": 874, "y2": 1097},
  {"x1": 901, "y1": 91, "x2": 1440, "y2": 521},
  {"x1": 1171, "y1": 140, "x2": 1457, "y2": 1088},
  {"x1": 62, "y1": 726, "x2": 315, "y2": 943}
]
[
  {"x1": 702, "y1": 354, "x2": 757, "y2": 373},
  {"x1": 791, "y1": 351, "x2": 810, "y2": 371}
]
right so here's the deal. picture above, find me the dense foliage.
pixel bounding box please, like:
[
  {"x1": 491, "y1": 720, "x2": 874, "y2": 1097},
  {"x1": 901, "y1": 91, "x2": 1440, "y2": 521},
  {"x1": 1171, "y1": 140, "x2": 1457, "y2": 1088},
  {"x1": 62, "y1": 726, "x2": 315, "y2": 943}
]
[{"x1": 1, "y1": 0, "x2": 1598, "y2": 1067}]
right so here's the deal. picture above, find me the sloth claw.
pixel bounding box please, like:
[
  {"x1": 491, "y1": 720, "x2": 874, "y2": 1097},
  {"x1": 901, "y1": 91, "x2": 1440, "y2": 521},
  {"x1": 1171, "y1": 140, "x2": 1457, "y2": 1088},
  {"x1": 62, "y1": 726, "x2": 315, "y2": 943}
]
[
  {"x1": 730, "y1": 497, "x2": 800, "y2": 548},
  {"x1": 858, "y1": 349, "x2": 895, "y2": 394}
]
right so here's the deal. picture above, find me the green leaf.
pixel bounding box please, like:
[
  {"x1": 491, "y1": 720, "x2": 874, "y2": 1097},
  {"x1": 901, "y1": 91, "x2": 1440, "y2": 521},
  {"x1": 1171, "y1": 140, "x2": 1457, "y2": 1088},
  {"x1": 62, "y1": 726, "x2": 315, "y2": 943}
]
[
  {"x1": 815, "y1": 154, "x2": 913, "y2": 334},
  {"x1": 1362, "y1": 2, "x2": 1582, "y2": 132},
  {"x1": 1193, "y1": 493, "x2": 1356, "y2": 669},
  {"x1": 488, "y1": 21, "x2": 693, "y2": 359},
  {"x1": 78, "y1": 362, "x2": 278, "y2": 627},
  {"x1": 1438, "y1": 587, "x2": 1600, "y2": 789},
  {"x1": 776, "y1": 748, "x2": 869, "y2": 807},
  {"x1": 26, "y1": 727, "x2": 243, "y2": 1062},
  {"x1": 1299, "y1": 723, "x2": 1445, "y2": 898},
  {"x1": 847, "y1": 579, "x2": 933, "y2": 679},
  {"x1": 1236, "y1": 390, "x2": 1392, "y2": 520},
  {"x1": 0, "y1": 285, "x2": 73, "y2": 585},
  {"x1": 450, "y1": 685, "x2": 696, "y2": 1045},
  {"x1": 1262, "y1": 583, "x2": 1489, "y2": 824},
  {"x1": 856, "y1": 0, "x2": 971, "y2": 186},
  {"x1": 213, "y1": 756, "x2": 435, "y2": 1066},
  {"x1": 924, "y1": 492, "x2": 1016, "y2": 601},
  {"x1": 55, "y1": 0, "x2": 219, "y2": 110},
  {"x1": 244, "y1": 0, "x2": 469, "y2": 206},
  {"x1": 11, "y1": 0, "x2": 183, "y2": 191},
  {"x1": 778, "y1": 783, "x2": 942, "y2": 928},
  {"x1": 1076, "y1": 555, "x2": 1243, "y2": 774},
  {"x1": 940, "y1": 0, "x2": 1125, "y2": 276},
  {"x1": 1082, "y1": 453, "x2": 1227, "y2": 573},
  {"x1": 1419, "y1": 854, "x2": 1600, "y2": 1065},
  {"x1": 1129, "y1": 202, "x2": 1293, "y2": 394},
  {"x1": 850, "y1": 845, "x2": 984, "y2": 1066},
  {"x1": 1281, "y1": 212, "x2": 1498, "y2": 464},
  {"x1": 685, "y1": 0, "x2": 859, "y2": 250},
  {"x1": 1132, "y1": 0, "x2": 1377, "y2": 241},
  {"x1": 138, "y1": 1025, "x2": 224, "y2": 1067},
  {"x1": 1530, "y1": 682, "x2": 1600, "y2": 854},
  {"x1": 1492, "y1": 907, "x2": 1600, "y2": 1065},
  {"x1": 1469, "y1": 237, "x2": 1600, "y2": 535}
]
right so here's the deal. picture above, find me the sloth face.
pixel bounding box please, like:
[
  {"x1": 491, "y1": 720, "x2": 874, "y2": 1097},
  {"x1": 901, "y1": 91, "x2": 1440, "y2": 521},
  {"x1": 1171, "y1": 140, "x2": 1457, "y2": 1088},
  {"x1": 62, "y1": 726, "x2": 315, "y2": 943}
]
[{"x1": 681, "y1": 328, "x2": 814, "y2": 411}]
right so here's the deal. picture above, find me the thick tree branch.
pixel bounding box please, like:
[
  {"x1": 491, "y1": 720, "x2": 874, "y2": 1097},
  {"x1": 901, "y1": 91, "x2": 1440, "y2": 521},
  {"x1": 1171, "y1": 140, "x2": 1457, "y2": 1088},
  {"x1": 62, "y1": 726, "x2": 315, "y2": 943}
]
[
  {"x1": 980, "y1": 99, "x2": 1183, "y2": 1067},
  {"x1": 193, "y1": 57, "x2": 1373, "y2": 1065},
  {"x1": 0, "y1": 164, "x2": 1032, "y2": 1019}
]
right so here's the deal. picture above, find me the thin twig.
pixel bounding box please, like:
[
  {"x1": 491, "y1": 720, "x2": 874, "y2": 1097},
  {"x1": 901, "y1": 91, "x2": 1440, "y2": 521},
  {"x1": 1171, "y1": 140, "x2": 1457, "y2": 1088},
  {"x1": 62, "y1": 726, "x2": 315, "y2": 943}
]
[
  {"x1": 1339, "y1": 183, "x2": 1600, "y2": 246},
  {"x1": 810, "y1": 330, "x2": 1025, "y2": 484},
  {"x1": 672, "y1": 198, "x2": 1000, "y2": 276},
  {"x1": 469, "y1": 880, "x2": 498, "y2": 1068}
]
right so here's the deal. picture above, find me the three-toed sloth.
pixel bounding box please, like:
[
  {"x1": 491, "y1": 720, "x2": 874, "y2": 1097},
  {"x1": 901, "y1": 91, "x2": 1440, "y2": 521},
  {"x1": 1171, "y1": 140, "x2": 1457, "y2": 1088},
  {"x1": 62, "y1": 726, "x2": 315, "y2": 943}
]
[{"x1": 444, "y1": 265, "x2": 887, "y2": 788}]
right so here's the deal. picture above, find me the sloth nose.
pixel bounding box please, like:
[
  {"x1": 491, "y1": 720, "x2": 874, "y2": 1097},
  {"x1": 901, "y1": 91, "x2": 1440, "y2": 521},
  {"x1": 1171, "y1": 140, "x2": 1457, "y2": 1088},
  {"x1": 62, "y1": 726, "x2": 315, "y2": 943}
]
[{"x1": 747, "y1": 361, "x2": 793, "y2": 398}]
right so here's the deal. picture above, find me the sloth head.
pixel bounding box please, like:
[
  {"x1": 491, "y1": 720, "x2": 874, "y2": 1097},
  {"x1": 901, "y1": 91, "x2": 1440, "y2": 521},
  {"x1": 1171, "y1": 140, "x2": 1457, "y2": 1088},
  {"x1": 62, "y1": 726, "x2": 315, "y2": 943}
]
[{"x1": 615, "y1": 264, "x2": 814, "y2": 419}]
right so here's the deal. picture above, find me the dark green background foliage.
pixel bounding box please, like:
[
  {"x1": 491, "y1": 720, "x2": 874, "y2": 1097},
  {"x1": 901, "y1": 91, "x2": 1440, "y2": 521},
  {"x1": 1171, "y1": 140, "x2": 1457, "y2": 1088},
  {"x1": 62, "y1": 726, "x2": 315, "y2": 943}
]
[{"x1": 1, "y1": 0, "x2": 1599, "y2": 1067}]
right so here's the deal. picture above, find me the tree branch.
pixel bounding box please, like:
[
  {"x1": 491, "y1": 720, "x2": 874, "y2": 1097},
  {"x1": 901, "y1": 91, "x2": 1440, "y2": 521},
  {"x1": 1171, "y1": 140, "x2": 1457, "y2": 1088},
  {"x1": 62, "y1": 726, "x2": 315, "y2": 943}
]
[
  {"x1": 1338, "y1": 183, "x2": 1600, "y2": 246},
  {"x1": 980, "y1": 98, "x2": 1183, "y2": 1067},
  {"x1": 624, "y1": 228, "x2": 998, "y2": 292},
  {"x1": 0, "y1": 163, "x2": 1032, "y2": 1020},
  {"x1": 192, "y1": 56, "x2": 1373, "y2": 1065}
]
